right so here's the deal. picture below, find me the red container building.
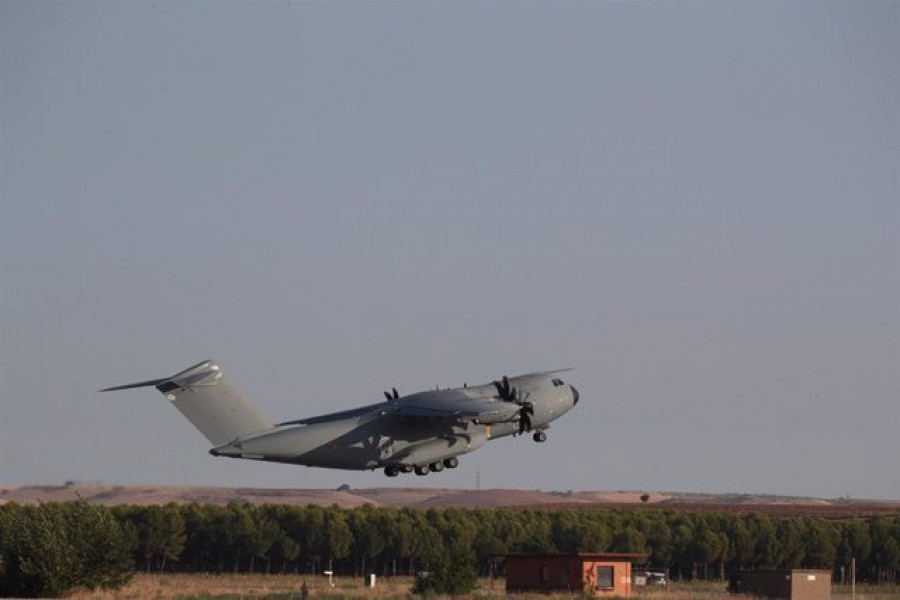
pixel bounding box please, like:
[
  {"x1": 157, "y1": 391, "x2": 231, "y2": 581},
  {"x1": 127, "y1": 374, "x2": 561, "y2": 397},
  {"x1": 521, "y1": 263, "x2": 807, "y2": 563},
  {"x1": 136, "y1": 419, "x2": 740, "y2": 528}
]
[{"x1": 503, "y1": 553, "x2": 649, "y2": 596}]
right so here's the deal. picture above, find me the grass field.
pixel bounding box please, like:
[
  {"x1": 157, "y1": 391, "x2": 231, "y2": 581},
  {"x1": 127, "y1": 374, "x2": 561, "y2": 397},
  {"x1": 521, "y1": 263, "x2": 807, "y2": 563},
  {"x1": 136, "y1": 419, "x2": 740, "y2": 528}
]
[
  {"x1": 67, "y1": 574, "x2": 900, "y2": 600},
  {"x1": 70, "y1": 574, "x2": 417, "y2": 599}
]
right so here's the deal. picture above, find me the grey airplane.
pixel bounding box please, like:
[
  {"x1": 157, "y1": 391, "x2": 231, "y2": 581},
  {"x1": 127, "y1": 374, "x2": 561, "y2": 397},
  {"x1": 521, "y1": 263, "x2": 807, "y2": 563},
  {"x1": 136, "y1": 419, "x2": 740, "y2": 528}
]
[{"x1": 101, "y1": 360, "x2": 579, "y2": 477}]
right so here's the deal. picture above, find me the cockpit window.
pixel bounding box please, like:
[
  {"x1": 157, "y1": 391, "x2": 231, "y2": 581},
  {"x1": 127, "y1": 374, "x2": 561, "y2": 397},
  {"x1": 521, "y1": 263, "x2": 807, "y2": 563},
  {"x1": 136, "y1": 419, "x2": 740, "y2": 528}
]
[{"x1": 551, "y1": 378, "x2": 564, "y2": 387}]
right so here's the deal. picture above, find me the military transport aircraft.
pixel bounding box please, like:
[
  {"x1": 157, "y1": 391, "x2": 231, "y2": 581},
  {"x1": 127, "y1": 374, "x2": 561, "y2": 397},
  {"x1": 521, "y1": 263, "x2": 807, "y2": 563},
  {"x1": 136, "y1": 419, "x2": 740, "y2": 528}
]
[{"x1": 101, "y1": 360, "x2": 579, "y2": 477}]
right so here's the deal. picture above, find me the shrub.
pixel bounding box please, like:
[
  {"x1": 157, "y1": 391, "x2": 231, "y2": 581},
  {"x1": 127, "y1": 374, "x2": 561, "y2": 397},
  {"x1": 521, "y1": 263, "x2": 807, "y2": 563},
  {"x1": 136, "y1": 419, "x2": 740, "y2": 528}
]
[
  {"x1": 413, "y1": 541, "x2": 477, "y2": 596},
  {"x1": 0, "y1": 501, "x2": 132, "y2": 597}
]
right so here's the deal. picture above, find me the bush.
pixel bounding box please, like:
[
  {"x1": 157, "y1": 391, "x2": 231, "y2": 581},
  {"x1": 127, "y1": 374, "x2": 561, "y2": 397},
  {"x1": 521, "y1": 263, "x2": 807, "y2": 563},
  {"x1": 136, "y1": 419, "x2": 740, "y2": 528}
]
[
  {"x1": 0, "y1": 501, "x2": 133, "y2": 597},
  {"x1": 413, "y1": 541, "x2": 477, "y2": 596}
]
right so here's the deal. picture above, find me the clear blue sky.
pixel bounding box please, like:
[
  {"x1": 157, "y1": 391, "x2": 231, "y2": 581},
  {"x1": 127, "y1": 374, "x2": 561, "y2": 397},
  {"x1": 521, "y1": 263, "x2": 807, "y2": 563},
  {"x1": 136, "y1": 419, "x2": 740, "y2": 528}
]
[{"x1": 1, "y1": 1, "x2": 898, "y2": 498}]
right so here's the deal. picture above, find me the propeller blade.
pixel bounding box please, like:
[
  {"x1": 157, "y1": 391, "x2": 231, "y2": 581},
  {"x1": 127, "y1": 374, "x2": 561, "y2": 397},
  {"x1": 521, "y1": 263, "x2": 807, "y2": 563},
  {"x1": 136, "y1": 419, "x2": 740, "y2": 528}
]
[
  {"x1": 494, "y1": 377, "x2": 513, "y2": 401},
  {"x1": 392, "y1": 387, "x2": 399, "y2": 400},
  {"x1": 384, "y1": 391, "x2": 393, "y2": 401},
  {"x1": 522, "y1": 411, "x2": 532, "y2": 433}
]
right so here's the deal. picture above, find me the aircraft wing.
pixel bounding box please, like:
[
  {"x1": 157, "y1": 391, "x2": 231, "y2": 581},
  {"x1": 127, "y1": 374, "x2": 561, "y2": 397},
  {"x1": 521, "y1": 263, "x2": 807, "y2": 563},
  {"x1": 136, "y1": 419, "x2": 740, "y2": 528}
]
[
  {"x1": 509, "y1": 367, "x2": 574, "y2": 380},
  {"x1": 277, "y1": 402, "x2": 387, "y2": 426},
  {"x1": 393, "y1": 389, "x2": 518, "y2": 423}
]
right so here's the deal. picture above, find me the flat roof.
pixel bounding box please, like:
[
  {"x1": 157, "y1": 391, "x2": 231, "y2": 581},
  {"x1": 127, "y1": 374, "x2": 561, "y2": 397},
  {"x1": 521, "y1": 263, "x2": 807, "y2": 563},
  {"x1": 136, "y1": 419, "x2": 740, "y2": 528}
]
[{"x1": 733, "y1": 569, "x2": 833, "y2": 574}]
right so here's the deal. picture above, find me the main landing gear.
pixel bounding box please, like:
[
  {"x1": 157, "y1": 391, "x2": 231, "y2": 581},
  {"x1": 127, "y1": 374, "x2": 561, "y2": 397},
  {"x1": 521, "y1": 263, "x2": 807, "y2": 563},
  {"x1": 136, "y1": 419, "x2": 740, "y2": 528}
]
[{"x1": 385, "y1": 457, "x2": 460, "y2": 477}]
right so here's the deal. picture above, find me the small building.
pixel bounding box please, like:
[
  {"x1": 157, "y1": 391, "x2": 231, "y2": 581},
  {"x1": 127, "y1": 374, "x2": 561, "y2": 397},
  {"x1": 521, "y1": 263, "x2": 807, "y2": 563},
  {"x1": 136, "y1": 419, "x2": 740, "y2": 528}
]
[
  {"x1": 503, "y1": 553, "x2": 649, "y2": 596},
  {"x1": 729, "y1": 569, "x2": 832, "y2": 600}
]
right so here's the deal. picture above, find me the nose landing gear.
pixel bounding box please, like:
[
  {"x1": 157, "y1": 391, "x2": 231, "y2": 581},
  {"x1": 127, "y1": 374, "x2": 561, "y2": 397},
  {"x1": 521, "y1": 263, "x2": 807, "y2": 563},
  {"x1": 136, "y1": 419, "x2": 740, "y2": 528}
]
[{"x1": 533, "y1": 431, "x2": 548, "y2": 443}]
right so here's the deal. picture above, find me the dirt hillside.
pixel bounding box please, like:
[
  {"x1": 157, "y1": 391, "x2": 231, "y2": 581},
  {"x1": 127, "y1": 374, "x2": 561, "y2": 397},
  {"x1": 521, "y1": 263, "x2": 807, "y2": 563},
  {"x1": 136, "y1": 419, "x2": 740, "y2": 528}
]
[{"x1": 1, "y1": 484, "x2": 897, "y2": 516}]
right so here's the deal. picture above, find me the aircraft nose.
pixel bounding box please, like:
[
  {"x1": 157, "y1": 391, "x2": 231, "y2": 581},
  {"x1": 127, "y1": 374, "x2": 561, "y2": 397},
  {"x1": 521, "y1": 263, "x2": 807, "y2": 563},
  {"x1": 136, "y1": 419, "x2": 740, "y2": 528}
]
[{"x1": 571, "y1": 386, "x2": 579, "y2": 405}]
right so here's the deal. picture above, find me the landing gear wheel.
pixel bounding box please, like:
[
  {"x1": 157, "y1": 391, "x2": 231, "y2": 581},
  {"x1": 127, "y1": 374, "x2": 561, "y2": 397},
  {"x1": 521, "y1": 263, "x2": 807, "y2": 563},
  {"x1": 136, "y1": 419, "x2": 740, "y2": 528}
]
[
  {"x1": 443, "y1": 457, "x2": 459, "y2": 469},
  {"x1": 384, "y1": 466, "x2": 400, "y2": 477},
  {"x1": 533, "y1": 431, "x2": 548, "y2": 443},
  {"x1": 400, "y1": 465, "x2": 414, "y2": 474},
  {"x1": 429, "y1": 461, "x2": 444, "y2": 472},
  {"x1": 415, "y1": 465, "x2": 430, "y2": 476}
]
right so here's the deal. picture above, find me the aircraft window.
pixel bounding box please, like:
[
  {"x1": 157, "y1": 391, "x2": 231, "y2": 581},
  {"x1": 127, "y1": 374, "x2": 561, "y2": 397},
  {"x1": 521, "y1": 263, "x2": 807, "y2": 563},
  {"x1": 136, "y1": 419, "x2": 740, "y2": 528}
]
[{"x1": 551, "y1": 378, "x2": 564, "y2": 387}]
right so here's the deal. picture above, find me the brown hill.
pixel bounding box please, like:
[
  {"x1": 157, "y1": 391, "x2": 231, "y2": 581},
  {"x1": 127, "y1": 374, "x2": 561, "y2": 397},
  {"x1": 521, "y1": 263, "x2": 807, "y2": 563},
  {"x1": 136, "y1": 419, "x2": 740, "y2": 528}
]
[{"x1": 1, "y1": 484, "x2": 897, "y2": 516}]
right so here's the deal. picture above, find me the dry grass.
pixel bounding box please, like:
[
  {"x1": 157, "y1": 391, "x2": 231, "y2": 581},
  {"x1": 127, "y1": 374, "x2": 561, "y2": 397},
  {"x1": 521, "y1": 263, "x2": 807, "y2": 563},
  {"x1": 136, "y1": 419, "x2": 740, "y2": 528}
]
[
  {"x1": 68, "y1": 574, "x2": 425, "y2": 600},
  {"x1": 66, "y1": 575, "x2": 900, "y2": 600}
]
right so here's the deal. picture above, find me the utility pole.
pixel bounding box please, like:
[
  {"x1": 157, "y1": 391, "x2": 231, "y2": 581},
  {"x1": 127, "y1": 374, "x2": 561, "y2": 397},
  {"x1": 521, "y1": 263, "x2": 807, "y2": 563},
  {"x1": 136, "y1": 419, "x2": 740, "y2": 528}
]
[{"x1": 851, "y1": 557, "x2": 856, "y2": 600}]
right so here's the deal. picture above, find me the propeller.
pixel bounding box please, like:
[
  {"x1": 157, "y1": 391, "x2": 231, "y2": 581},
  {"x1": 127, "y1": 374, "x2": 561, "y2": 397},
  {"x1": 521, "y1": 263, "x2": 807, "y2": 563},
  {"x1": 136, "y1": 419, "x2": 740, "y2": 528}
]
[
  {"x1": 383, "y1": 387, "x2": 399, "y2": 401},
  {"x1": 493, "y1": 376, "x2": 534, "y2": 435},
  {"x1": 517, "y1": 402, "x2": 534, "y2": 435},
  {"x1": 493, "y1": 376, "x2": 514, "y2": 401}
]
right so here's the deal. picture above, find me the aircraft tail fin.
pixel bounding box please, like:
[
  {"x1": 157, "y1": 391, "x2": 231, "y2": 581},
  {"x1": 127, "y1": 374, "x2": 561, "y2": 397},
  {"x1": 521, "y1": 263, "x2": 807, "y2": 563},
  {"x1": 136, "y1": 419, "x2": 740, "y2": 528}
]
[{"x1": 100, "y1": 360, "x2": 273, "y2": 446}]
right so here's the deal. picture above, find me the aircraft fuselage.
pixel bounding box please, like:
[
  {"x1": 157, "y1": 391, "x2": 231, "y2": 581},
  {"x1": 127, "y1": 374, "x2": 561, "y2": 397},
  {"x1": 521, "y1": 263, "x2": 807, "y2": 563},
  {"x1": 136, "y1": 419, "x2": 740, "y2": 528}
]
[
  {"x1": 212, "y1": 375, "x2": 578, "y2": 475},
  {"x1": 102, "y1": 361, "x2": 579, "y2": 477}
]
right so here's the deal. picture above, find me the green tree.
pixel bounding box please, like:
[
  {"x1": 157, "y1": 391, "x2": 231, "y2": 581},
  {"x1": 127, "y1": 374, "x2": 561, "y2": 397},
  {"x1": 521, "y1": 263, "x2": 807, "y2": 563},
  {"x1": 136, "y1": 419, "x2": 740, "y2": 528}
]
[
  {"x1": 803, "y1": 519, "x2": 838, "y2": 568},
  {"x1": 269, "y1": 531, "x2": 301, "y2": 573},
  {"x1": 124, "y1": 503, "x2": 186, "y2": 572},
  {"x1": 407, "y1": 510, "x2": 446, "y2": 573},
  {"x1": 645, "y1": 518, "x2": 674, "y2": 568},
  {"x1": 776, "y1": 518, "x2": 807, "y2": 568},
  {"x1": 71, "y1": 501, "x2": 134, "y2": 589},
  {"x1": 0, "y1": 501, "x2": 132, "y2": 597},
  {"x1": 382, "y1": 509, "x2": 416, "y2": 576},
  {"x1": 870, "y1": 518, "x2": 900, "y2": 584},
  {"x1": 551, "y1": 510, "x2": 584, "y2": 553},
  {"x1": 611, "y1": 525, "x2": 648, "y2": 554},
  {"x1": 227, "y1": 503, "x2": 279, "y2": 572},
  {"x1": 350, "y1": 506, "x2": 386, "y2": 575},
  {"x1": 837, "y1": 520, "x2": 871, "y2": 566},
  {"x1": 414, "y1": 540, "x2": 477, "y2": 596},
  {"x1": 322, "y1": 506, "x2": 353, "y2": 570},
  {"x1": 750, "y1": 514, "x2": 781, "y2": 568},
  {"x1": 687, "y1": 520, "x2": 727, "y2": 579}
]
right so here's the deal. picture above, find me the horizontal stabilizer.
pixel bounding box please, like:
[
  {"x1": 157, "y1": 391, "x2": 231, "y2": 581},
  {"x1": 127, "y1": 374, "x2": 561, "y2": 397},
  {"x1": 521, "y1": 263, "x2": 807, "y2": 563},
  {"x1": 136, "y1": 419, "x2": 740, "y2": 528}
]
[
  {"x1": 99, "y1": 377, "x2": 170, "y2": 392},
  {"x1": 99, "y1": 359, "x2": 216, "y2": 393}
]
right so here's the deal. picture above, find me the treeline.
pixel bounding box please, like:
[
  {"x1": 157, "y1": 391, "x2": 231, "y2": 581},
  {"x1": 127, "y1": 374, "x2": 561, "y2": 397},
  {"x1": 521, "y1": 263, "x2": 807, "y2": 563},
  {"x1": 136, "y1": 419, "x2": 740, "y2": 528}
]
[
  {"x1": 2, "y1": 501, "x2": 899, "y2": 597},
  {"x1": 110, "y1": 503, "x2": 899, "y2": 582}
]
